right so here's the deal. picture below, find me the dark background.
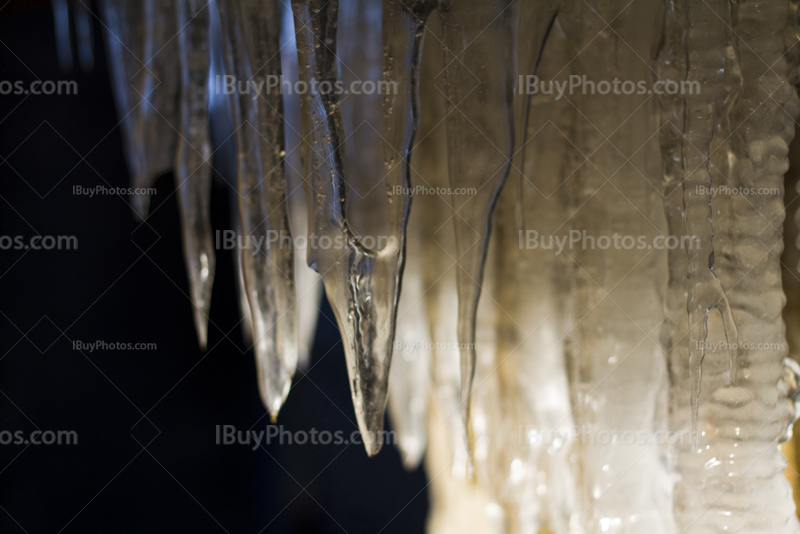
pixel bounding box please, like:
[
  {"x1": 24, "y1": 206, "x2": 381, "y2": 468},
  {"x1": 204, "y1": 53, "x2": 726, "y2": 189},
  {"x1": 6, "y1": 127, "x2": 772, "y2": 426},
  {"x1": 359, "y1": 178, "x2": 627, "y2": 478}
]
[{"x1": 0, "y1": 1, "x2": 428, "y2": 532}]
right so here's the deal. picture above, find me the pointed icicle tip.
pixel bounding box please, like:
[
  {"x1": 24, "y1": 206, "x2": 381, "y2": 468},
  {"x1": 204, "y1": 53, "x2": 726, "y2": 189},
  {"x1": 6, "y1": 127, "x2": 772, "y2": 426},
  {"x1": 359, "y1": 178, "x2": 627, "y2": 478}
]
[{"x1": 192, "y1": 308, "x2": 208, "y2": 351}]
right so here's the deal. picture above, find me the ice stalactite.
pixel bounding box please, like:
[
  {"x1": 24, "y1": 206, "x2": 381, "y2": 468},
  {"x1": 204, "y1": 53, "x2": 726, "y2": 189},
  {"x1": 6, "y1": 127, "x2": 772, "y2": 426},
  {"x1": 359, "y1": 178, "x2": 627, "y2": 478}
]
[
  {"x1": 462, "y1": 5, "x2": 577, "y2": 532},
  {"x1": 438, "y1": 0, "x2": 518, "y2": 450},
  {"x1": 288, "y1": 182, "x2": 322, "y2": 370},
  {"x1": 410, "y1": 12, "x2": 472, "y2": 480},
  {"x1": 101, "y1": 0, "x2": 179, "y2": 218},
  {"x1": 500, "y1": 14, "x2": 577, "y2": 532},
  {"x1": 681, "y1": 0, "x2": 739, "y2": 444},
  {"x1": 387, "y1": 228, "x2": 432, "y2": 469},
  {"x1": 667, "y1": 0, "x2": 800, "y2": 530},
  {"x1": 558, "y1": 0, "x2": 675, "y2": 531},
  {"x1": 291, "y1": 0, "x2": 431, "y2": 454},
  {"x1": 338, "y1": 0, "x2": 386, "y2": 242},
  {"x1": 175, "y1": 0, "x2": 215, "y2": 349},
  {"x1": 279, "y1": 2, "x2": 321, "y2": 370},
  {"x1": 387, "y1": 173, "x2": 435, "y2": 470},
  {"x1": 218, "y1": 0, "x2": 297, "y2": 419},
  {"x1": 381, "y1": 0, "x2": 437, "y2": 469},
  {"x1": 101, "y1": 0, "x2": 145, "y2": 210},
  {"x1": 136, "y1": 0, "x2": 180, "y2": 218}
]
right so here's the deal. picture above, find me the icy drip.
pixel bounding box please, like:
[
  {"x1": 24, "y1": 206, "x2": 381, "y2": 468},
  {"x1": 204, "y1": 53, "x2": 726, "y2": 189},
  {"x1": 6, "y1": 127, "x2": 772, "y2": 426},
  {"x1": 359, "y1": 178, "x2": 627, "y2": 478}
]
[
  {"x1": 511, "y1": 17, "x2": 578, "y2": 533},
  {"x1": 438, "y1": 0, "x2": 518, "y2": 449},
  {"x1": 175, "y1": 0, "x2": 214, "y2": 349},
  {"x1": 410, "y1": 11, "x2": 472, "y2": 479},
  {"x1": 387, "y1": 254, "x2": 432, "y2": 470},
  {"x1": 384, "y1": 0, "x2": 437, "y2": 467},
  {"x1": 667, "y1": 0, "x2": 800, "y2": 531},
  {"x1": 100, "y1": 0, "x2": 146, "y2": 212},
  {"x1": 136, "y1": 0, "x2": 179, "y2": 218},
  {"x1": 471, "y1": 11, "x2": 576, "y2": 533},
  {"x1": 218, "y1": 0, "x2": 297, "y2": 419},
  {"x1": 279, "y1": 2, "x2": 321, "y2": 370},
  {"x1": 101, "y1": 0, "x2": 179, "y2": 218},
  {"x1": 558, "y1": 0, "x2": 675, "y2": 532},
  {"x1": 290, "y1": 0, "x2": 427, "y2": 455},
  {"x1": 515, "y1": 0, "x2": 558, "y2": 231},
  {"x1": 338, "y1": 0, "x2": 386, "y2": 240},
  {"x1": 681, "y1": 0, "x2": 740, "y2": 445}
]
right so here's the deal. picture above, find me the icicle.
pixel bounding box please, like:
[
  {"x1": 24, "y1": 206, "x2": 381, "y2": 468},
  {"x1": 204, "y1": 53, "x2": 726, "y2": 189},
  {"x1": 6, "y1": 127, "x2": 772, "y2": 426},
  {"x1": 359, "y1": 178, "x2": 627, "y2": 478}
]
[
  {"x1": 278, "y1": 0, "x2": 321, "y2": 370},
  {"x1": 233, "y1": 215, "x2": 255, "y2": 346},
  {"x1": 290, "y1": 0, "x2": 432, "y2": 455},
  {"x1": 338, "y1": 0, "x2": 386, "y2": 240},
  {"x1": 100, "y1": 0, "x2": 146, "y2": 209},
  {"x1": 410, "y1": 11, "x2": 472, "y2": 477},
  {"x1": 132, "y1": 0, "x2": 179, "y2": 218},
  {"x1": 73, "y1": 0, "x2": 95, "y2": 72},
  {"x1": 503, "y1": 13, "x2": 577, "y2": 531},
  {"x1": 174, "y1": 0, "x2": 214, "y2": 350},
  {"x1": 668, "y1": 0, "x2": 800, "y2": 530},
  {"x1": 680, "y1": 0, "x2": 739, "y2": 446},
  {"x1": 289, "y1": 183, "x2": 322, "y2": 370},
  {"x1": 382, "y1": 0, "x2": 436, "y2": 467},
  {"x1": 387, "y1": 262, "x2": 432, "y2": 469},
  {"x1": 558, "y1": 0, "x2": 675, "y2": 531},
  {"x1": 52, "y1": 0, "x2": 73, "y2": 73},
  {"x1": 218, "y1": 0, "x2": 297, "y2": 419},
  {"x1": 438, "y1": 0, "x2": 518, "y2": 452}
]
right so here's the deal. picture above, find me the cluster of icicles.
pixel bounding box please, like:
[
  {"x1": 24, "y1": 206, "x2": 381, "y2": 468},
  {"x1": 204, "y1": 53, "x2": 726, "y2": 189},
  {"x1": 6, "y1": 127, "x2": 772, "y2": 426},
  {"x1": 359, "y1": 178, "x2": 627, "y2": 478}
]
[{"x1": 100, "y1": 0, "x2": 800, "y2": 531}]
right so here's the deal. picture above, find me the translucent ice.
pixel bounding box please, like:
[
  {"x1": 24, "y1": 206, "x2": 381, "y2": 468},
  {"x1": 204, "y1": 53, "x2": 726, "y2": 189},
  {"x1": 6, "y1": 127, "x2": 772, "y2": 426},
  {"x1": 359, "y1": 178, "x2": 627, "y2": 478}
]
[
  {"x1": 175, "y1": 0, "x2": 215, "y2": 349},
  {"x1": 218, "y1": 0, "x2": 297, "y2": 419}
]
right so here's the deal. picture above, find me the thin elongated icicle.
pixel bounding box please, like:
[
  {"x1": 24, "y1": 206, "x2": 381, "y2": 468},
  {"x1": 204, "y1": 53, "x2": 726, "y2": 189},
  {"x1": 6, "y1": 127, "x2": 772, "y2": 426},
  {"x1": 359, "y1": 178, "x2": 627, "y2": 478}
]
[
  {"x1": 290, "y1": 0, "x2": 431, "y2": 455},
  {"x1": 387, "y1": 263, "x2": 432, "y2": 469},
  {"x1": 412, "y1": 11, "x2": 472, "y2": 478},
  {"x1": 680, "y1": 0, "x2": 739, "y2": 445},
  {"x1": 52, "y1": 0, "x2": 72, "y2": 72},
  {"x1": 175, "y1": 0, "x2": 214, "y2": 349},
  {"x1": 73, "y1": 0, "x2": 95, "y2": 72},
  {"x1": 218, "y1": 0, "x2": 297, "y2": 419},
  {"x1": 439, "y1": 0, "x2": 517, "y2": 446},
  {"x1": 101, "y1": 0, "x2": 177, "y2": 218},
  {"x1": 290, "y1": 183, "x2": 322, "y2": 369},
  {"x1": 234, "y1": 215, "x2": 255, "y2": 346},
  {"x1": 493, "y1": 14, "x2": 576, "y2": 531},
  {"x1": 100, "y1": 0, "x2": 146, "y2": 207},
  {"x1": 133, "y1": 0, "x2": 179, "y2": 218},
  {"x1": 279, "y1": 1, "x2": 321, "y2": 370},
  {"x1": 383, "y1": 0, "x2": 436, "y2": 467}
]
